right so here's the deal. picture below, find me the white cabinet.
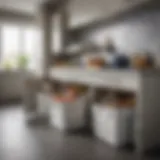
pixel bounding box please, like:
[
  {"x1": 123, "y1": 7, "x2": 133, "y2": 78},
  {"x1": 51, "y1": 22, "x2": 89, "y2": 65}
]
[
  {"x1": 92, "y1": 105, "x2": 134, "y2": 147},
  {"x1": 50, "y1": 67, "x2": 160, "y2": 152},
  {"x1": 50, "y1": 96, "x2": 87, "y2": 131}
]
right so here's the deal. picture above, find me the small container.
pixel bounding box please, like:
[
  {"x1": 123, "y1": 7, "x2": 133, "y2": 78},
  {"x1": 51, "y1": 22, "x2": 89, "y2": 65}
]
[
  {"x1": 92, "y1": 104, "x2": 134, "y2": 147},
  {"x1": 112, "y1": 54, "x2": 130, "y2": 69},
  {"x1": 131, "y1": 53, "x2": 155, "y2": 69}
]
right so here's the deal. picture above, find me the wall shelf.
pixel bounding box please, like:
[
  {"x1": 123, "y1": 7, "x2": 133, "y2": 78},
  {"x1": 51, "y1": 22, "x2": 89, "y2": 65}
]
[{"x1": 50, "y1": 67, "x2": 143, "y2": 92}]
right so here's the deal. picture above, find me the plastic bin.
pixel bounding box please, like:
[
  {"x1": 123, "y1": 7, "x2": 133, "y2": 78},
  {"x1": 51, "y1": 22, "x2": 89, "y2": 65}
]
[
  {"x1": 92, "y1": 104, "x2": 134, "y2": 147},
  {"x1": 50, "y1": 96, "x2": 87, "y2": 131}
]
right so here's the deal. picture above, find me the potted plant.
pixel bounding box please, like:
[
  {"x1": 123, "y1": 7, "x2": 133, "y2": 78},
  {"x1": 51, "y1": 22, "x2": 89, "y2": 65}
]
[{"x1": 17, "y1": 55, "x2": 29, "y2": 69}]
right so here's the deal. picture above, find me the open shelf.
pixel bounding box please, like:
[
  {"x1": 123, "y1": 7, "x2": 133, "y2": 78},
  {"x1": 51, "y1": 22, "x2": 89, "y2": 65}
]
[{"x1": 50, "y1": 67, "x2": 140, "y2": 92}]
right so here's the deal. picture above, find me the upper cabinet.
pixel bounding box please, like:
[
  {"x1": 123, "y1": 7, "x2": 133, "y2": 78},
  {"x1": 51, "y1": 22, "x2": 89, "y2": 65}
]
[{"x1": 68, "y1": 0, "x2": 150, "y2": 28}]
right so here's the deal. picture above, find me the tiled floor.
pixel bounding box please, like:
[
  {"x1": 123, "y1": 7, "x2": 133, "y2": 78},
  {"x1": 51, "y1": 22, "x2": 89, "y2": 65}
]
[{"x1": 0, "y1": 105, "x2": 159, "y2": 160}]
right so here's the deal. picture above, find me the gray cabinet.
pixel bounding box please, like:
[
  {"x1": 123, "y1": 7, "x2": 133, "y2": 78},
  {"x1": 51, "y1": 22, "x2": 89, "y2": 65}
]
[{"x1": 0, "y1": 71, "x2": 31, "y2": 101}]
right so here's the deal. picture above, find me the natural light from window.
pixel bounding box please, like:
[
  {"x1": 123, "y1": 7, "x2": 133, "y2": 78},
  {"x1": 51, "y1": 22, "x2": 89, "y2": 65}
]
[{"x1": 0, "y1": 24, "x2": 42, "y2": 72}]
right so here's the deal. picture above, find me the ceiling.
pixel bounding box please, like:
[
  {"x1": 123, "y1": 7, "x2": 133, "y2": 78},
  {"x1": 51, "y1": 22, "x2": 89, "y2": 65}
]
[
  {"x1": 68, "y1": 0, "x2": 150, "y2": 27},
  {"x1": 0, "y1": 0, "x2": 151, "y2": 27},
  {"x1": 0, "y1": 0, "x2": 42, "y2": 14}
]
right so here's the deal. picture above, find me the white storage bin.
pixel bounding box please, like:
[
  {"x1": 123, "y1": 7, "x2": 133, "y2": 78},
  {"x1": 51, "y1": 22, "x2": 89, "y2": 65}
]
[
  {"x1": 50, "y1": 96, "x2": 87, "y2": 131},
  {"x1": 92, "y1": 104, "x2": 134, "y2": 147}
]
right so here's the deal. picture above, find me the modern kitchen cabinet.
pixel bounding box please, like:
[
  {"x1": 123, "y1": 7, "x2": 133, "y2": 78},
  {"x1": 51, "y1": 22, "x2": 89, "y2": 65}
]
[{"x1": 50, "y1": 67, "x2": 160, "y2": 152}]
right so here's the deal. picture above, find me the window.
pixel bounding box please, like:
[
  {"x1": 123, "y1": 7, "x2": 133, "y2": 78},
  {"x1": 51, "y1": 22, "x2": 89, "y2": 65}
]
[
  {"x1": 23, "y1": 27, "x2": 42, "y2": 73},
  {"x1": 1, "y1": 25, "x2": 21, "y2": 69},
  {"x1": 24, "y1": 28, "x2": 37, "y2": 71},
  {"x1": 0, "y1": 25, "x2": 42, "y2": 72}
]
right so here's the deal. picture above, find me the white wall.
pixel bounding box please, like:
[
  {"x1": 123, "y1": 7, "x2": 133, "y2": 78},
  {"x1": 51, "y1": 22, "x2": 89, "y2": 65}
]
[{"x1": 85, "y1": 11, "x2": 160, "y2": 65}]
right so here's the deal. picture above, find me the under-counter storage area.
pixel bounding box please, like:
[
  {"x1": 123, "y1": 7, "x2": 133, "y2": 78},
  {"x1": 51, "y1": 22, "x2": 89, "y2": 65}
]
[
  {"x1": 32, "y1": 64, "x2": 160, "y2": 152},
  {"x1": 47, "y1": 68, "x2": 160, "y2": 152},
  {"x1": 50, "y1": 95, "x2": 87, "y2": 131},
  {"x1": 92, "y1": 105, "x2": 134, "y2": 147},
  {"x1": 37, "y1": 83, "x2": 89, "y2": 131},
  {"x1": 92, "y1": 89, "x2": 135, "y2": 147}
]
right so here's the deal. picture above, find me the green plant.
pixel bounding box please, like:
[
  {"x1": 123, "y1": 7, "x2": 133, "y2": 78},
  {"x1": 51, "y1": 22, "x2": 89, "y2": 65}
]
[
  {"x1": 17, "y1": 55, "x2": 29, "y2": 69},
  {"x1": 3, "y1": 60, "x2": 14, "y2": 70}
]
